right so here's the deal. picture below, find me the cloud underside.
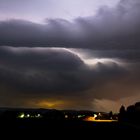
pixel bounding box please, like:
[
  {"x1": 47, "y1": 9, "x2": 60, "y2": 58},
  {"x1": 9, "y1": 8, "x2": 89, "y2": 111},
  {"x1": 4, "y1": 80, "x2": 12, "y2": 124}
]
[
  {"x1": 0, "y1": 0, "x2": 140, "y2": 111},
  {"x1": 0, "y1": 0, "x2": 140, "y2": 49},
  {"x1": 0, "y1": 46, "x2": 140, "y2": 111}
]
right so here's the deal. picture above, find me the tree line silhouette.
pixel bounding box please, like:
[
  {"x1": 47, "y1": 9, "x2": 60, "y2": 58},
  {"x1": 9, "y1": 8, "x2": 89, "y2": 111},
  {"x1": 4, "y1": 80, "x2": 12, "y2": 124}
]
[{"x1": 119, "y1": 102, "x2": 140, "y2": 125}]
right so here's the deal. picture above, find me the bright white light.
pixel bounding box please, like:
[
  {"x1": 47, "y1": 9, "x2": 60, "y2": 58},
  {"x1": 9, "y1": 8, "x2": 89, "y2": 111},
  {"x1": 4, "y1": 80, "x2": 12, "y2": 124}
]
[
  {"x1": 18, "y1": 113, "x2": 25, "y2": 118},
  {"x1": 20, "y1": 114, "x2": 24, "y2": 118},
  {"x1": 65, "y1": 115, "x2": 68, "y2": 119},
  {"x1": 94, "y1": 114, "x2": 97, "y2": 118},
  {"x1": 65, "y1": 48, "x2": 123, "y2": 67},
  {"x1": 83, "y1": 58, "x2": 117, "y2": 65}
]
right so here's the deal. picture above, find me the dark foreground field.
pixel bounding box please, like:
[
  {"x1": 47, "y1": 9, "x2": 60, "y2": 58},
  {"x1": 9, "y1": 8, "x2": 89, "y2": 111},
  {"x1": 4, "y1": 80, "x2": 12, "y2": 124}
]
[{"x1": 0, "y1": 119, "x2": 139, "y2": 137}]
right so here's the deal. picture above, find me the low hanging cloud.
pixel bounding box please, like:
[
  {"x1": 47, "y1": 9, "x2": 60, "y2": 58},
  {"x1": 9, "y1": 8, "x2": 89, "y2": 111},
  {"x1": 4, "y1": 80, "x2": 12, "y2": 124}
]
[
  {"x1": 0, "y1": 0, "x2": 140, "y2": 50},
  {"x1": 0, "y1": 46, "x2": 131, "y2": 110},
  {"x1": 0, "y1": 46, "x2": 126, "y2": 95}
]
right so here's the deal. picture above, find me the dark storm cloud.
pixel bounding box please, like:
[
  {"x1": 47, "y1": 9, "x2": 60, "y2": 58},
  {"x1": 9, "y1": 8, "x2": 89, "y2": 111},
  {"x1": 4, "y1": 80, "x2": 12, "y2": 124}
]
[
  {"x1": 0, "y1": 46, "x2": 126, "y2": 97},
  {"x1": 0, "y1": 0, "x2": 140, "y2": 50},
  {"x1": 0, "y1": 46, "x2": 85, "y2": 93},
  {"x1": 0, "y1": 0, "x2": 140, "y2": 111}
]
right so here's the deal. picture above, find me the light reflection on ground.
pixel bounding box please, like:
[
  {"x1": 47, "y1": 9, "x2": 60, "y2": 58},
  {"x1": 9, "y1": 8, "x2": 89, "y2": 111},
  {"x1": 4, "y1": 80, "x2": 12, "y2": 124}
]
[{"x1": 84, "y1": 116, "x2": 118, "y2": 122}]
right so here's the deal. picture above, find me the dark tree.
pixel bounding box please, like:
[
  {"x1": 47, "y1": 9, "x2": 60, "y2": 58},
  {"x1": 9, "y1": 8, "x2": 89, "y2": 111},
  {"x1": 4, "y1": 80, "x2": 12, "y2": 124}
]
[
  {"x1": 120, "y1": 105, "x2": 125, "y2": 113},
  {"x1": 119, "y1": 105, "x2": 126, "y2": 121},
  {"x1": 109, "y1": 111, "x2": 113, "y2": 119}
]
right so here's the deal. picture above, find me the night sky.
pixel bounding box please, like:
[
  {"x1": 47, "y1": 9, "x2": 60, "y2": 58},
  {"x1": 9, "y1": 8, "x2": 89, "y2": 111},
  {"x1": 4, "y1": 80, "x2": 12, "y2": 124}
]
[{"x1": 0, "y1": 0, "x2": 140, "y2": 112}]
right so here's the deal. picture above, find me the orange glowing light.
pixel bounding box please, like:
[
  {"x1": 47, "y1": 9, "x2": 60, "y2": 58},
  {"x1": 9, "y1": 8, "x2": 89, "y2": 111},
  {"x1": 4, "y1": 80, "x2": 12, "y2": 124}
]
[
  {"x1": 84, "y1": 116, "x2": 118, "y2": 122},
  {"x1": 84, "y1": 116, "x2": 96, "y2": 121},
  {"x1": 93, "y1": 120, "x2": 117, "y2": 122},
  {"x1": 37, "y1": 100, "x2": 64, "y2": 108}
]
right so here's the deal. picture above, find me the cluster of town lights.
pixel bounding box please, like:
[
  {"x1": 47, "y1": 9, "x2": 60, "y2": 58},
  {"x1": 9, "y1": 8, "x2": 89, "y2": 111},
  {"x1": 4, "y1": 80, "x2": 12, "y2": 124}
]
[{"x1": 18, "y1": 113, "x2": 42, "y2": 119}]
